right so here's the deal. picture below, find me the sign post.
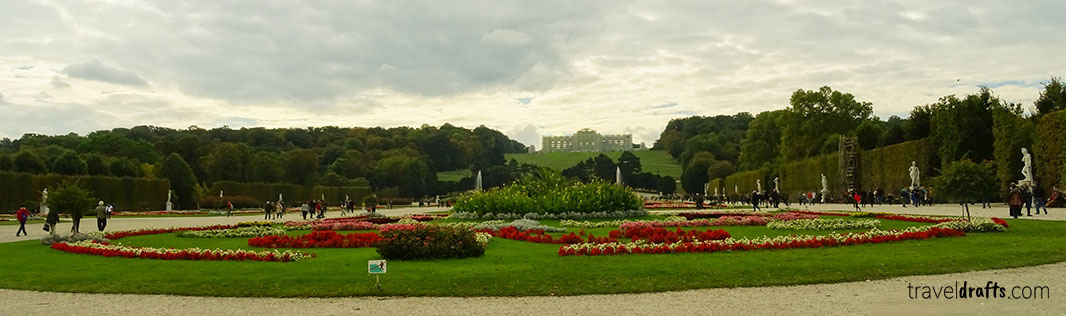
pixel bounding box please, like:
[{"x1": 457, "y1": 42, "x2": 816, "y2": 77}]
[{"x1": 368, "y1": 260, "x2": 386, "y2": 289}]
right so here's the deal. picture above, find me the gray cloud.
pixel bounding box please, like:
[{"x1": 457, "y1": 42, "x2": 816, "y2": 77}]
[
  {"x1": 51, "y1": 76, "x2": 71, "y2": 88},
  {"x1": 62, "y1": 60, "x2": 148, "y2": 87}
]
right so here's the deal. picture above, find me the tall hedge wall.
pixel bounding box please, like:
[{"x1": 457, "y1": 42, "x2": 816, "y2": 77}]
[
  {"x1": 859, "y1": 139, "x2": 935, "y2": 194},
  {"x1": 208, "y1": 181, "x2": 372, "y2": 205},
  {"x1": 723, "y1": 170, "x2": 763, "y2": 197},
  {"x1": 0, "y1": 171, "x2": 169, "y2": 212},
  {"x1": 1034, "y1": 110, "x2": 1066, "y2": 188},
  {"x1": 779, "y1": 153, "x2": 839, "y2": 198}
]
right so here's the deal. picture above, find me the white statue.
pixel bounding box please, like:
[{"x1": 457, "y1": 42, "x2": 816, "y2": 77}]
[
  {"x1": 219, "y1": 190, "x2": 224, "y2": 198},
  {"x1": 40, "y1": 188, "x2": 50, "y2": 215},
  {"x1": 773, "y1": 177, "x2": 780, "y2": 193},
  {"x1": 278, "y1": 193, "x2": 283, "y2": 203},
  {"x1": 909, "y1": 161, "x2": 921, "y2": 189},
  {"x1": 734, "y1": 185, "x2": 738, "y2": 195},
  {"x1": 756, "y1": 179, "x2": 762, "y2": 193},
  {"x1": 1021, "y1": 147, "x2": 1033, "y2": 184},
  {"x1": 167, "y1": 190, "x2": 173, "y2": 203},
  {"x1": 714, "y1": 187, "x2": 719, "y2": 197},
  {"x1": 820, "y1": 173, "x2": 829, "y2": 203}
]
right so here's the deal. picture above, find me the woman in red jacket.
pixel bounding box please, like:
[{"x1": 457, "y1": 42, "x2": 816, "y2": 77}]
[{"x1": 16, "y1": 205, "x2": 30, "y2": 236}]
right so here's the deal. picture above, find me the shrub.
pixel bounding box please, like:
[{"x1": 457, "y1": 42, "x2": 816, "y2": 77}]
[
  {"x1": 452, "y1": 180, "x2": 642, "y2": 217},
  {"x1": 40, "y1": 232, "x2": 109, "y2": 245},
  {"x1": 375, "y1": 226, "x2": 485, "y2": 260}
]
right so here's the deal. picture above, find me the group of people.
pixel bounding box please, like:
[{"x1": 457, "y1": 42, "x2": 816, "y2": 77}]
[
  {"x1": 262, "y1": 201, "x2": 287, "y2": 220},
  {"x1": 900, "y1": 186, "x2": 932, "y2": 208},
  {"x1": 15, "y1": 201, "x2": 113, "y2": 237},
  {"x1": 1008, "y1": 182, "x2": 1050, "y2": 218},
  {"x1": 298, "y1": 200, "x2": 327, "y2": 220}
]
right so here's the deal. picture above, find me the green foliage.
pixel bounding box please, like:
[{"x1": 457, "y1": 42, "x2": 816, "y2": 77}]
[
  {"x1": 992, "y1": 106, "x2": 1034, "y2": 197},
  {"x1": 453, "y1": 179, "x2": 642, "y2": 216},
  {"x1": 203, "y1": 143, "x2": 251, "y2": 182},
  {"x1": 779, "y1": 86, "x2": 873, "y2": 160},
  {"x1": 85, "y1": 154, "x2": 108, "y2": 176},
  {"x1": 1034, "y1": 77, "x2": 1066, "y2": 116},
  {"x1": 724, "y1": 170, "x2": 763, "y2": 197},
  {"x1": 706, "y1": 160, "x2": 735, "y2": 181},
  {"x1": 859, "y1": 139, "x2": 935, "y2": 193},
  {"x1": 1033, "y1": 109, "x2": 1066, "y2": 188},
  {"x1": 738, "y1": 110, "x2": 783, "y2": 170},
  {"x1": 778, "y1": 153, "x2": 839, "y2": 197},
  {"x1": 46, "y1": 180, "x2": 96, "y2": 218},
  {"x1": 0, "y1": 171, "x2": 168, "y2": 212},
  {"x1": 0, "y1": 154, "x2": 13, "y2": 171},
  {"x1": 283, "y1": 149, "x2": 318, "y2": 185},
  {"x1": 928, "y1": 89, "x2": 998, "y2": 168},
  {"x1": 933, "y1": 159, "x2": 997, "y2": 204},
  {"x1": 904, "y1": 105, "x2": 932, "y2": 141},
  {"x1": 505, "y1": 150, "x2": 681, "y2": 179},
  {"x1": 109, "y1": 158, "x2": 141, "y2": 177},
  {"x1": 52, "y1": 151, "x2": 87, "y2": 175},
  {"x1": 159, "y1": 153, "x2": 198, "y2": 209},
  {"x1": 681, "y1": 152, "x2": 714, "y2": 193},
  {"x1": 653, "y1": 113, "x2": 752, "y2": 170},
  {"x1": 880, "y1": 115, "x2": 906, "y2": 146},
  {"x1": 657, "y1": 176, "x2": 676, "y2": 195},
  {"x1": 14, "y1": 151, "x2": 47, "y2": 174},
  {"x1": 375, "y1": 226, "x2": 485, "y2": 260},
  {"x1": 855, "y1": 120, "x2": 885, "y2": 150}
]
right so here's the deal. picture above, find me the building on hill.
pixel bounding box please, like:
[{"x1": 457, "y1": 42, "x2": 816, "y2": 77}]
[{"x1": 541, "y1": 128, "x2": 645, "y2": 153}]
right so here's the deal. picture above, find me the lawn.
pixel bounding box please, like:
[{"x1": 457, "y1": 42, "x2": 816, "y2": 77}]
[
  {"x1": 504, "y1": 150, "x2": 682, "y2": 179},
  {"x1": 436, "y1": 169, "x2": 472, "y2": 182},
  {"x1": 0, "y1": 214, "x2": 1061, "y2": 297}
]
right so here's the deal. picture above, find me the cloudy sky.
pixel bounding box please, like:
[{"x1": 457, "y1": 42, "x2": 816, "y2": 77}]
[{"x1": 1, "y1": 1, "x2": 1064, "y2": 147}]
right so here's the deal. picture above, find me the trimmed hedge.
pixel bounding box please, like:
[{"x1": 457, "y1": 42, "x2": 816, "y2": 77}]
[
  {"x1": 209, "y1": 181, "x2": 371, "y2": 204},
  {"x1": 0, "y1": 171, "x2": 169, "y2": 212},
  {"x1": 860, "y1": 139, "x2": 935, "y2": 193},
  {"x1": 723, "y1": 170, "x2": 763, "y2": 197},
  {"x1": 1034, "y1": 110, "x2": 1066, "y2": 188},
  {"x1": 779, "y1": 153, "x2": 839, "y2": 197},
  {"x1": 452, "y1": 181, "x2": 642, "y2": 216}
]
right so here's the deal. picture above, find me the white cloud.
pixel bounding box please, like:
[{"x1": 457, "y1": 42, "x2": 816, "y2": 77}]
[{"x1": 0, "y1": 0, "x2": 1063, "y2": 144}]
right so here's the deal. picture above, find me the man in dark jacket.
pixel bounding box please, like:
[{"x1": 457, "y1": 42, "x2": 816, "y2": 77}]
[
  {"x1": 1033, "y1": 184, "x2": 1048, "y2": 215},
  {"x1": 94, "y1": 201, "x2": 108, "y2": 231},
  {"x1": 16, "y1": 205, "x2": 30, "y2": 236},
  {"x1": 70, "y1": 203, "x2": 83, "y2": 233},
  {"x1": 750, "y1": 191, "x2": 761, "y2": 212},
  {"x1": 46, "y1": 207, "x2": 59, "y2": 235}
]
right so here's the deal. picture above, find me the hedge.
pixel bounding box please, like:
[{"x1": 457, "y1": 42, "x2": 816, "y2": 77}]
[
  {"x1": 0, "y1": 171, "x2": 169, "y2": 212},
  {"x1": 859, "y1": 139, "x2": 935, "y2": 194},
  {"x1": 208, "y1": 181, "x2": 371, "y2": 205},
  {"x1": 779, "y1": 153, "x2": 839, "y2": 198},
  {"x1": 723, "y1": 170, "x2": 763, "y2": 198},
  {"x1": 1034, "y1": 109, "x2": 1066, "y2": 188}
]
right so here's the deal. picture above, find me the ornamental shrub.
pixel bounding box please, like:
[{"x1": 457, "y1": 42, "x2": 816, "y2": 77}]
[
  {"x1": 375, "y1": 226, "x2": 485, "y2": 260},
  {"x1": 452, "y1": 180, "x2": 642, "y2": 216}
]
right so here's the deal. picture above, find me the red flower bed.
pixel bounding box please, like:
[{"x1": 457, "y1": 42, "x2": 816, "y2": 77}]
[
  {"x1": 615, "y1": 226, "x2": 731, "y2": 243},
  {"x1": 788, "y1": 211, "x2": 851, "y2": 217},
  {"x1": 248, "y1": 230, "x2": 381, "y2": 248},
  {"x1": 479, "y1": 227, "x2": 608, "y2": 244},
  {"x1": 51, "y1": 241, "x2": 311, "y2": 262},
  {"x1": 559, "y1": 227, "x2": 965, "y2": 256},
  {"x1": 874, "y1": 214, "x2": 962, "y2": 223},
  {"x1": 105, "y1": 224, "x2": 238, "y2": 240},
  {"x1": 677, "y1": 212, "x2": 769, "y2": 220},
  {"x1": 991, "y1": 217, "x2": 1009, "y2": 228}
]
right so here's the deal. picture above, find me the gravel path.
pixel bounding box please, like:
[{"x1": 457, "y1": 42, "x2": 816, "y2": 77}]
[
  {"x1": 1, "y1": 261, "x2": 1061, "y2": 315},
  {"x1": 1, "y1": 204, "x2": 1061, "y2": 315}
]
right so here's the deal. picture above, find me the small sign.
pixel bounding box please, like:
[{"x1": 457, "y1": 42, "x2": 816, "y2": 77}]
[{"x1": 368, "y1": 260, "x2": 386, "y2": 274}]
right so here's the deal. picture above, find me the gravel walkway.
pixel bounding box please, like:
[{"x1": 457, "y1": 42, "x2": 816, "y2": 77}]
[{"x1": 1, "y1": 261, "x2": 1061, "y2": 315}]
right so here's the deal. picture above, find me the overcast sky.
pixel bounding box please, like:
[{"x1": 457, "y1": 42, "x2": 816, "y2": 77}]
[{"x1": 1, "y1": 1, "x2": 1064, "y2": 147}]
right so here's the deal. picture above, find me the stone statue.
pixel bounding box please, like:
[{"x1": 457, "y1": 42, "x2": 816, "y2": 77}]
[
  {"x1": 773, "y1": 177, "x2": 780, "y2": 193},
  {"x1": 909, "y1": 161, "x2": 921, "y2": 189},
  {"x1": 734, "y1": 185, "x2": 738, "y2": 195},
  {"x1": 278, "y1": 193, "x2": 283, "y2": 203},
  {"x1": 167, "y1": 190, "x2": 173, "y2": 203},
  {"x1": 820, "y1": 173, "x2": 829, "y2": 203},
  {"x1": 1021, "y1": 147, "x2": 1033, "y2": 184},
  {"x1": 42, "y1": 188, "x2": 49, "y2": 203},
  {"x1": 219, "y1": 190, "x2": 224, "y2": 198},
  {"x1": 756, "y1": 179, "x2": 762, "y2": 193}
]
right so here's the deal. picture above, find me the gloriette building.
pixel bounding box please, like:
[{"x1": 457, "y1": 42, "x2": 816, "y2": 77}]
[{"x1": 541, "y1": 128, "x2": 644, "y2": 153}]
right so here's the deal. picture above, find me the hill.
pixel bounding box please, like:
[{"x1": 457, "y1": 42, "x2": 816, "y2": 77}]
[{"x1": 503, "y1": 150, "x2": 682, "y2": 179}]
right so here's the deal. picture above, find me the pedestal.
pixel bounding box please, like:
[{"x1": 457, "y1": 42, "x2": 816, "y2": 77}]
[
  {"x1": 166, "y1": 202, "x2": 173, "y2": 212},
  {"x1": 40, "y1": 205, "x2": 49, "y2": 215}
]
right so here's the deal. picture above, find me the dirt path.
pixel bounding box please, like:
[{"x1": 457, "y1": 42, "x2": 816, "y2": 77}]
[{"x1": 1, "y1": 261, "x2": 1061, "y2": 315}]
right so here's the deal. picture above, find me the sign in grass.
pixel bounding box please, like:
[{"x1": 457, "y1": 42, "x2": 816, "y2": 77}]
[{"x1": 368, "y1": 260, "x2": 386, "y2": 274}]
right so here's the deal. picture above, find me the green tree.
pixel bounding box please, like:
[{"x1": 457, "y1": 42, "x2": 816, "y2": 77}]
[
  {"x1": 283, "y1": 149, "x2": 319, "y2": 185},
  {"x1": 110, "y1": 157, "x2": 142, "y2": 177},
  {"x1": 1034, "y1": 77, "x2": 1066, "y2": 116},
  {"x1": 85, "y1": 154, "x2": 109, "y2": 175},
  {"x1": 203, "y1": 143, "x2": 250, "y2": 182},
  {"x1": 681, "y1": 151, "x2": 715, "y2": 193},
  {"x1": 657, "y1": 176, "x2": 677, "y2": 195},
  {"x1": 248, "y1": 152, "x2": 284, "y2": 183},
  {"x1": 0, "y1": 154, "x2": 13, "y2": 171},
  {"x1": 46, "y1": 180, "x2": 96, "y2": 219},
  {"x1": 880, "y1": 115, "x2": 906, "y2": 146},
  {"x1": 779, "y1": 86, "x2": 873, "y2": 160},
  {"x1": 933, "y1": 159, "x2": 997, "y2": 219},
  {"x1": 991, "y1": 104, "x2": 1034, "y2": 197},
  {"x1": 738, "y1": 110, "x2": 783, "y2": 170},
  {"x1": 929, "y1": 88, "x2": 998, "y2": 167},
  {"x1": 52, "y1": 151, "x2": 87, "y2": 175},
  {"x1": 706, "y1": 160, "x2": 735, "y2": 181},
  {"x1": 904, "y1": 105, "x2": 932, "y2": 141},
  {"x1": 14, "y1": 151, "x2": 48, "y2": 174},
  {"x1": 159, "y1": 153, "x2": 198, "y2": 209},
  {"x1": 616, "y1": 151, "x2": 642, "y2": 176},
  {"x1": 855, "y1": 119, "x2": 886, "y2": 150}
]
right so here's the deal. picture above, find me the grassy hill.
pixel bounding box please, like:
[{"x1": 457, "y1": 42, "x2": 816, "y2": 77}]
[
  {"x1": 436, "y1": 169, "x2": 472, "y2": 182},
  {"x1": 503, "y1": 150, "x2": 682, "y2": 179}
]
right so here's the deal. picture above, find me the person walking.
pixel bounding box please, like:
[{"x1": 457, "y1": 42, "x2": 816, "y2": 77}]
[
  {"x1": 694, "y1": 193, "x2": 704, "y2": 210},
  {"x1": 300, "y1": 201, "x2": 309, "y2": 220},
  {"x1": 70, "y1": 203, "x2": 83, "y2": 233},
  {"x1": 263, "y1": 201, "x2": 274, "y2": 220},
  {"x1": 1008, "y1": 184, "x2": 1024, "y2": 219},
  {"x1": 226, "y1": 201, "x2": 234, "y2": 217},
  {"x1": 901, "y1": 188, "x2": 909, "y2": 208},
  {"x1": 1021, "y1": 184, "x2": 1033, "y2": 216},
  {"x1": 94, "y1": 201, "x2": 108, "y2": 232},
  {"x1": 16, "y1": 205, "x2": 30, "y2": 236},
  {"x1": 750, "y1": 191, "x2": 761, "y2": 212},
  {"x1": 1033, "y1": 184, "x2": 1048, "y2": 215},
  {"x1": 45, "y1": 207, "x2": 59, "y2": 235}
]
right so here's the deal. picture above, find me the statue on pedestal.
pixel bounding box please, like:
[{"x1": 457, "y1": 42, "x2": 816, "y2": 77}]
[
  {"x1": 773, "y1": 177, "x2": 780, "y2": 193},
  {"x1": 820, "y1": 173, "x2": 829, "y2": 203},
  {"x1": 166, "y1": 189, "x2": 174, "y2": 211},
  {"x1": 909, "y1": 161, "x2": 921, "y2": 189},
  {"x1": 756, "y1": 179, "x2": 762, "y2": 193},
  {"x1": 40, "y1": 188, "x2": 50, "y2": 215}
]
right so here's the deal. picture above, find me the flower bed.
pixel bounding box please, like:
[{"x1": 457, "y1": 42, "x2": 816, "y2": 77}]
[
  {"x1": 874, "y1": 214, "x2": 964, "y2": 224},
  {"x1": 772, "y1": 212, "x2": 820, "y2": 221},
  {"x1": 710, "y1": 216, "x2": 769, "y2": 226},
  {"x1": 767, "y1": 219, "x2": 881, "y2": 230},
  {"x1": 378, "y1": 223, "x2": 426, "y2": 233},
  {"x1": 52, "y1": 240, "x2": 312, "y2": 262},
  {"x1": 248, "y1": 231, "x2": 381, "y2": 248},
  {"x1": 479, "y1": 226, "x2": 596, "y2": 244},
  {"x1": 677, "y1": 212, "x2": 771, "y2": 220},
  {"x1": 933, "y1": 218, "x2": 1007, "y2": 232},
  {"x1": 237, "y1": 221, "x2": 274, "y2": 227},
  {"x1": 105, "y1": 225, "x2": 238, "y2": 240},
  {"x1": 111, "y1": 210, "x2": 209, "y2": 217},
  {"x1": 614, "y1": 225, "x2": 731, "y2": 244},
  {"x1": 376, "y1": 226, "x2": 486, "y2": 260},
  {"x1": 311, "y1": 221, "x2": 379, "y2": 231},
  {"x1": 559, "y1": 226, "x2": 965, "y2": 256},
  {"x1": 788, "y1": 210, "x2": 852, "y2": 217},
  {"x1": 473, "y1": 219, "x2": 567, "y2": 232},
  {"x1": 177, "y1": 226, "x2": 287, "y2": 238}
]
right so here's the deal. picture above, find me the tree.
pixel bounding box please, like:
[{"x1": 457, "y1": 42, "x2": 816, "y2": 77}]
[
  {"x1": 1034, "y1": 77, "x2": 1066, "y2": 116},
  {"x1": 0, "y1": 154, "x2": 13, "y2": 171},
  {"x1": 738, "y1": 110, "x2": 783, "y2": 170},
  {"x1": 85, "y1": 154, "x2": 109, "y2": 175},
  {"x1": 929, "y1": 88, "x2": 998, "y2": 167},
  {"x1": 248, "y1": 152, "x2": 284, "y2": 183},
  {"x1": 14, "y1": 151, "x2": 47, "y2": 174},
  {"x1": 616, "y1": 151, "x2": 642, "y2": 176},
  {"x1": 46, "y1": 180, "x2": 96, "y2": 219},
  {"x1": 904, "y1": 105, "x2": 932, "y2": 141},
  {"x1": 159, "y1": 153, "x2": 198, "y2": 209},
  {"x1": 855, "y1": 120, "x2": 885, "y2": 150},
  {"x1": 110, "y1": 157, "x2": 141, "y2": 177},
  {"x1": 52, "y1": 151, "x2": 87, "y2": 175},
  {"x1": 681, "y1": 151, "x2": 714, "y2": 193},
  {"x1": 779, "y1": 86, "x2": 873, "y2": 160},
  {"x1": 657, "y1": 176, "x2": 677, "y2": 195},
  {"x1": 933, "y1": 159, "x2": 997, "y2": 219},
  {"x1": 880, "y1": 115, "x2": 906, "y2": 146},
  {"x1": 203, "y1": 143, "x2": 250, "y2": 182},
  {"x1": 283, "y1": 149, "x2": 319, "y2": 185},
  {"x1": 706, "y1": 160, "x2": 735, "y2": 181}
]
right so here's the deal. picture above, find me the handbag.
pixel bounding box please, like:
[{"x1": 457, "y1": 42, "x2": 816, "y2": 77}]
[{"x1": 43, "y1": 224, "x2": 50, "y2": 232}]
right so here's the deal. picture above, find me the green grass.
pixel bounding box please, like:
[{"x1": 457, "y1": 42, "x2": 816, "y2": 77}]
[
  {"x1": 436, "y1": 169, "x2": 472, "y2": 183},
  {"x1": 504, "y1": 150, "x2": 682, "y2": 179},
  {"x1": 0, "y1": 215, "x2": 1062, "y2": 297}
]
